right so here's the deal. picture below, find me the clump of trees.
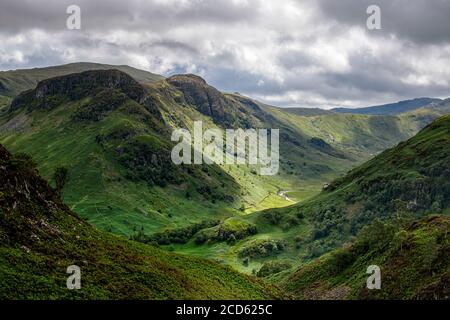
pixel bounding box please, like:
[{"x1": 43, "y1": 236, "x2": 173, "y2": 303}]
[
  {"x1": 195, "y1": 220, "x2": 258, "y2": 244},
  {"x1": 130, "y1": 220, "x2": 220, "y2": 245},
  {"x1": 217, "y1": 223, "x2": 257, "y2": 242},
  {"x1": 238, "y1": 239, "x2": 286, "y2": 259},
  {"x1": 263, "y1": 211, "x2": 283, "y2": 225},
  {"x1": 118, "y1": 139, "x2": 181, "y2": 187},
  {"x1": 72, "y1": 89, "x2": 127, "y2": 122},
  {"x1": 262, "y1": 209, "x2": 304, "y2": 231}
]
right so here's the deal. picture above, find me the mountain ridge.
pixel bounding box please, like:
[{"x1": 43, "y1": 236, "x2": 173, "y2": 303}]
[
  {"x1": 0, "y1": 62, "x2": 163, "y2": 97},
  {"x1": 333, "y1": 97, "x2": 441, "y2": 115}
]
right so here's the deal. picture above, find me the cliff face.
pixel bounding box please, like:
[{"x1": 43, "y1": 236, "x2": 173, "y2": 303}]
[
  {"x1": 36, "y1": 69, "x2": 144, "y2": 99},
  {"x1": 166, "y1": 74, "x2": 275, "y2": 129},
  {"x1": 167, "y1": 74, "x2": 231, "y2": 124},
  {"x1": 10, "y1": 69, "x2": 147, "y2": 112}
]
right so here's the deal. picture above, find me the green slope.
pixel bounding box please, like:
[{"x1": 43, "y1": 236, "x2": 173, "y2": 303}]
[
  {"x1": 0, "y1": 144, "x2": 280, "y2": 299},
  {"x1": 247, "y1": 115, "x2": 450, "y2": 275},
  {"x1": 0, "y1": 62, "x2": 163, "y2": 97},
  {"x1": 278, "y1": 107, "x2": 334, "y2": 117},
  {"x1": 0, "y1": 70, "x2": 247, "y2": 236},
  {"x1": 284, "y1": 215, "x2": 450, "y2": 299},
  {"x1": 0, "y1": 95, "x2": 10, "y2": 114}
]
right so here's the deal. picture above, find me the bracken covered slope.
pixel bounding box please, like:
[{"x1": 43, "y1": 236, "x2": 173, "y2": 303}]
[
  {"x1": 0, "y1": 144, "x2": 280, "y2": 299},
  {"x1": 284, "y1": 215, "x2": 450, "y2": 300}
]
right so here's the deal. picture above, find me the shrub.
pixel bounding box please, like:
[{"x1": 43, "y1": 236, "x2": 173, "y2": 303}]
[
  {"x1": 11, "y1": 153, "x2": 37, "y2": 172},
  {"x1": 326, "y1": 249, "x2": 356, "y2": 275},
  {"x1": 263, "y1": 211, "x2": 283, "y2": 225}
]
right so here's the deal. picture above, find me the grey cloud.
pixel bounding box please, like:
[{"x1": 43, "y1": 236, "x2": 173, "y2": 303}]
[
  {"x1": 316, "y1": 0, "x2": 450, "y2": 45},
  {"x1": 278, "y1": 50, "x2": 316, "y2": 70},
  {"x1": 0, "y1": 0, "x2": 256, "y2": 33},
  {"x1": 0, "y1": 0, "x2": 449, "y2": 108},
  {"x1": 141, "y1": 40, "x2": 199, "y2": 55}
]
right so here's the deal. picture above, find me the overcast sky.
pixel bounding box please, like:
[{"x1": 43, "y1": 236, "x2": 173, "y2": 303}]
[{"x1": 1, "y1": 0, "x2": 449, "y2": 108}]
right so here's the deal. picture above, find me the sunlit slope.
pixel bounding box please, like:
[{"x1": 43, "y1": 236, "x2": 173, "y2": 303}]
[{"x1": 185, "y1": 114, "x2": 450, "y2": 278}]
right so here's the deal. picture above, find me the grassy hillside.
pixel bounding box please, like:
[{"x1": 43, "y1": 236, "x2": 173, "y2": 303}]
[
  {"x1": 265, "y1": 107, "x2": 334, "y2": 117},
  {"x1": 0, "y1": 144, "x2": 280, "y2": 299},
  {"x1": 0, "y1": 95, "x2": 10, "y2": 113},
  {"x1": 0, "y1": 70, "x2": 250, "y2": 236},
  {"x1": 0, "y1": 62, "x2": 163, "y2": 97},
  {"x1": 250, "y1": 115, "x2": 450, "y2": 271},
  {"x1": 284, "y1": 215, "x2": 450, "y2": 299}
]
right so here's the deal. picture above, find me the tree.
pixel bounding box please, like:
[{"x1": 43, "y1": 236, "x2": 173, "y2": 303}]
[{"x1": 54, "y1": 166, "x2": 69, "y2": 195}]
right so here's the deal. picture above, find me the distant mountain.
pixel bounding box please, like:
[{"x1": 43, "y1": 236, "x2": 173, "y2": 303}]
[
  {"x1": 263, "y1": 104, "x2": 443, "y2": 158},
  {"x1": 333, "y1": 97, "x2": 441, "y2": 115},
  {"x1": 0, "y1": 143, "x2": 279, "y2": 299},
  {"x1": 0, "y1": 62, "x2": 163, "y2": 97},
  {"x1": 425, "y1": 98, "x2": 450, "y2": 113},
  {"x1": 0, "y1": 95, "x2": 10, "y2": 113},
  {"x1": 278, "y1": 107, "x2": 335, "y2": 117}
]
